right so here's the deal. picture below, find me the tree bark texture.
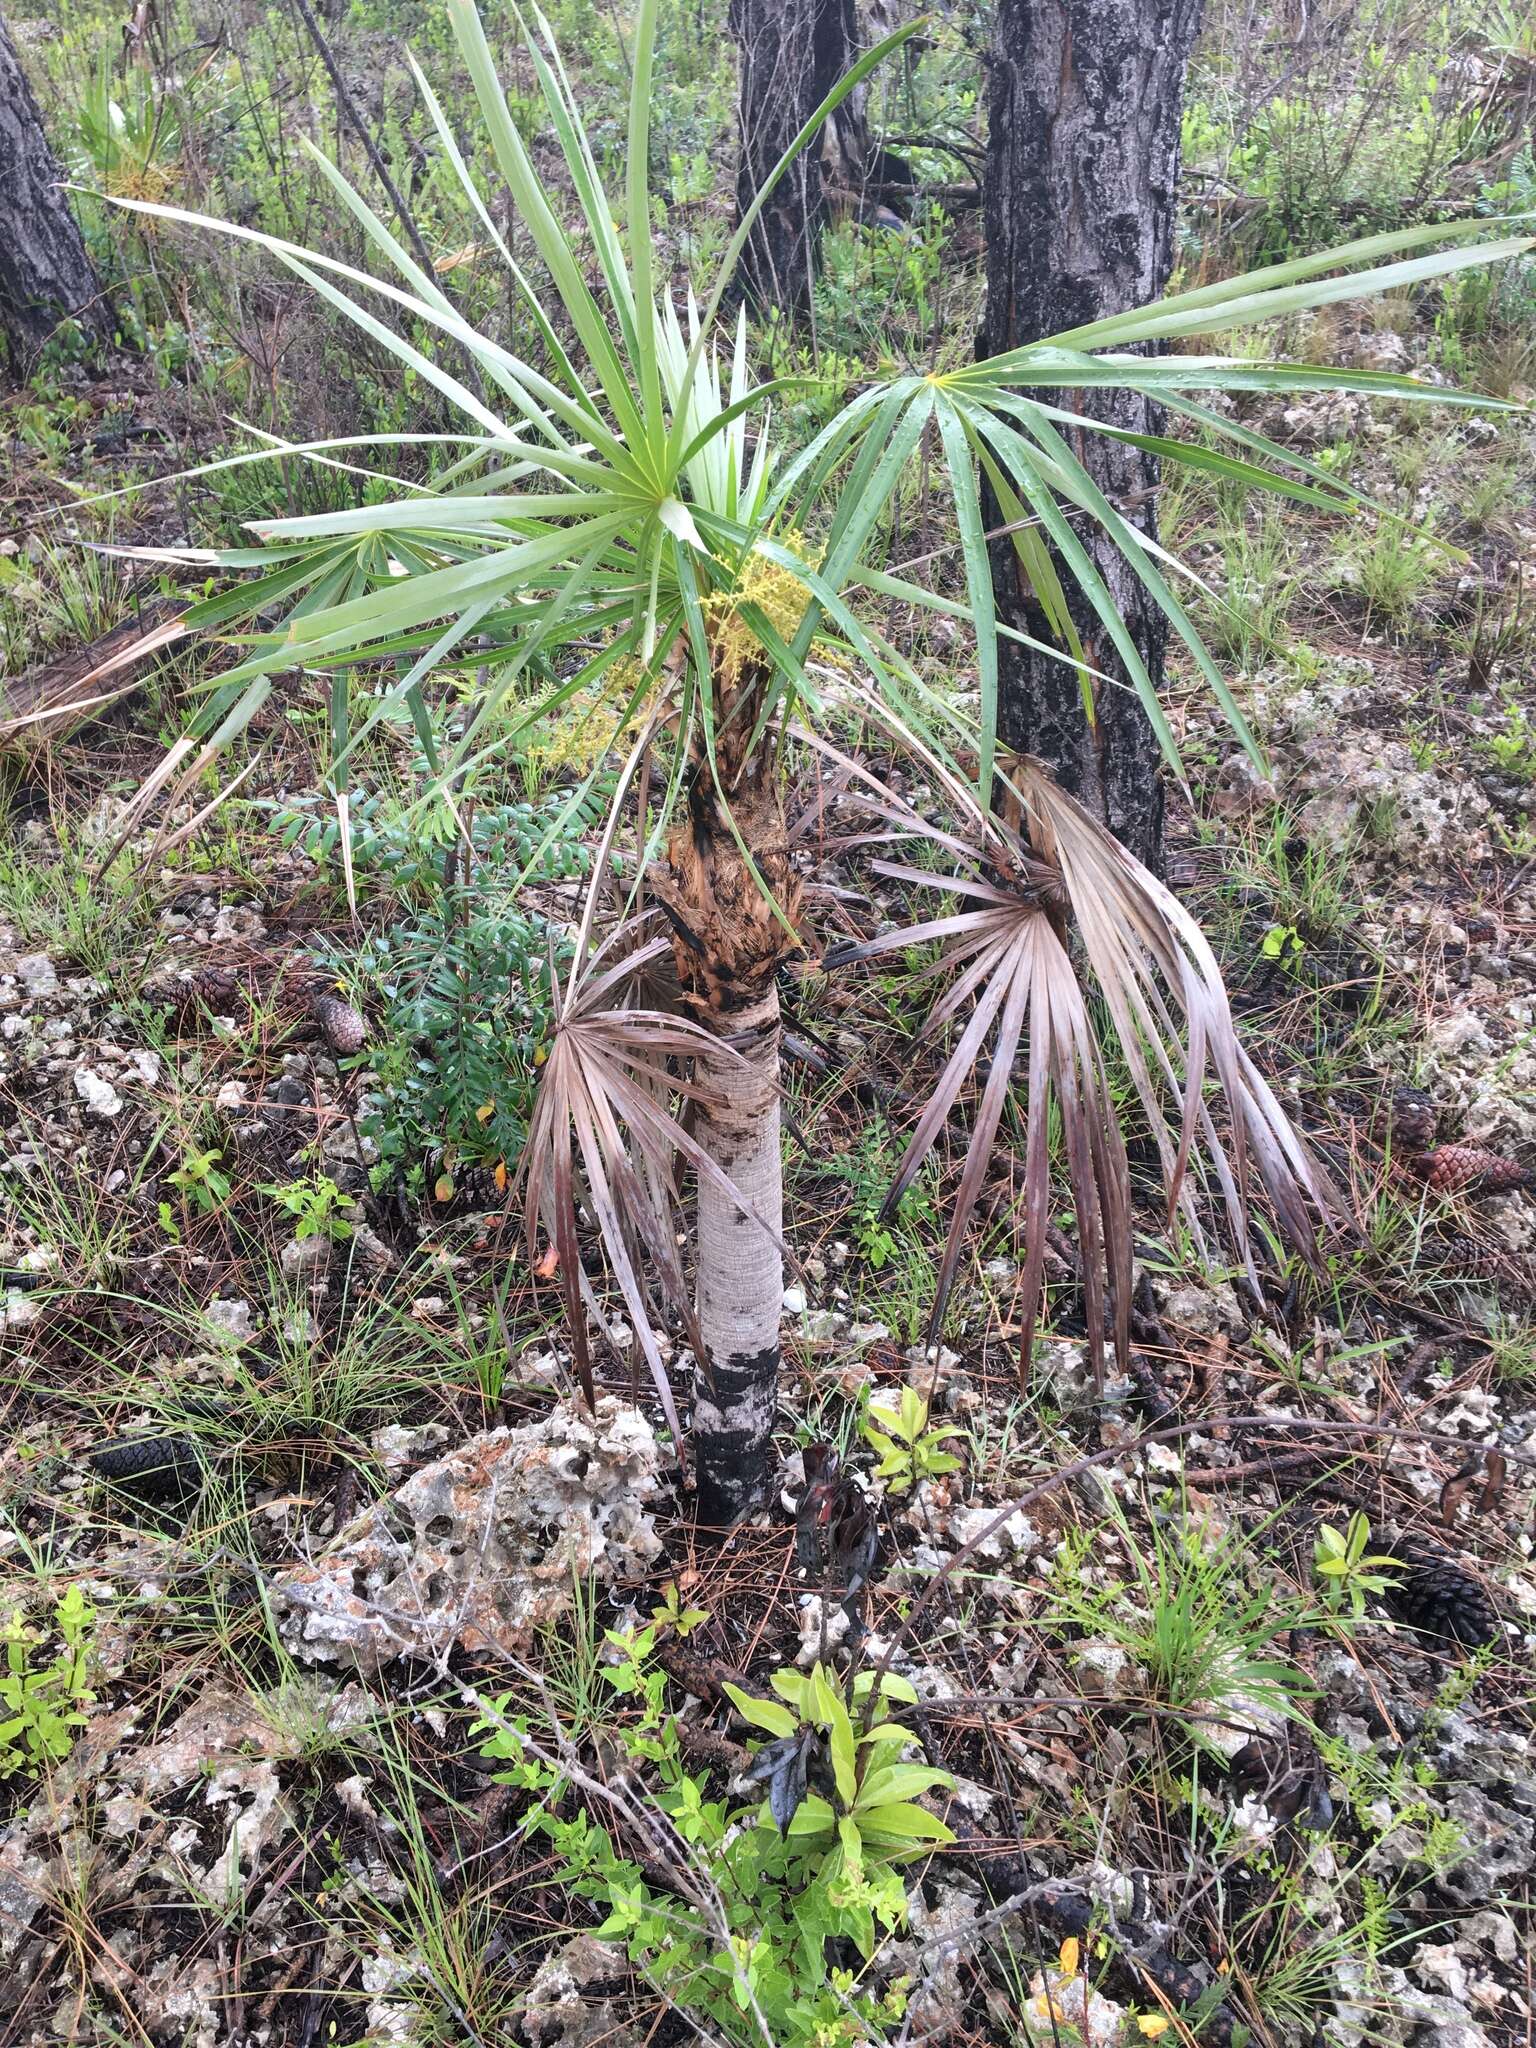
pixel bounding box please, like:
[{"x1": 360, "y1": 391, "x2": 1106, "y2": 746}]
[
  {"x1": 729, "y1": 0, "x2": 861, "y2": 316},
  {"x1": 0, "y1": 9, "x2": 107, "y2": 374},
  {"x1": 689, "y1": 985, "x2": 784, "y2": 1528},
  {"x1": 981, "y1": 0, "x2": 1202, "y2": 872},
  {"x1": 655, "y1": 654, "x2": 804, "y2": 1525}
]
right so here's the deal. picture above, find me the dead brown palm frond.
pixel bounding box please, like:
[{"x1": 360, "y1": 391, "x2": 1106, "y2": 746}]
[
  {"x1": 517, "y1": 919, "x2": 765, "y2": 1443},
  {"x1": 1011, "y1": 758, "x2": 1341, "y2": 1263},
  {"x1": 824, "y1": 759, "x2": 1338, "y2": 1385},
  {"x1": 825, "y1": 862, "x2": 1131, "y2": 1386}
]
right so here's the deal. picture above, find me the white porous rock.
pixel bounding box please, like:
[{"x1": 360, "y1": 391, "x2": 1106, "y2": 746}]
[
  {"x1": 1413, "y1": 1945, "x2": 1472, "y2": 2006},
  {"x1": 73, "y1": 1067, "x2": 123, "y2": 1118},
  {"x1": 362, "y1": 1945, "x2": 427, "y2": 2046},
  {"x1": 1156, "y1": 1278, "x2": 1245, "y2": 1336},
  {"x1": 204, "y1": 1297, "x2": 256, "y2": 1345},
  {"x1": 279, "y1": 1233, "x2": 331, "y2": 1280},
  {"x1": 521, "y1": 1934, "x2": 642, "y2": 2048},
  {"x1": 16, "y1": 954, "x2": 58, "y2": 998},
  {"x1": 1073, "y1": 1640, "x2": 1143, "y2": 1700},
  {"x1": 795, "y1": 1592, "x2": 853, "y2": 1667},
  {"x1": 1035, "y1": 1335, "x2": 1094, "y2": 1401},
  {"x1": 370, "y1": 1422, "x2": 453, "y2": 1477},
  {"x1": 947, "y1": 1503, "x2": 1039, "y2": 1562},
  {"x1": 1022, "y1": 1963, "x2": 1125, "y2": 2045},
  {"x1": 0, "y1": 1834, "x2": 48, "y2": 1960},
  {"x1": 211, "y1": 903, "x2": 265, "y2": 942},
  {"x1": 276, "y1": 1396, "x2": 664, "y2": 1669}
]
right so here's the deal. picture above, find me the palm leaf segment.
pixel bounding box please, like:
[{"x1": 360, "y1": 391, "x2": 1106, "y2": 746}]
[{"x1": 95, "y1": 1, "x2": 1529, "y2": 1396}]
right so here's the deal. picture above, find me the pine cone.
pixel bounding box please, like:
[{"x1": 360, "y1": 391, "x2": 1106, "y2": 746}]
[
  {"x1": 1417, "y1": 1146, "x2": 1535, "y2": 1198},
  {"x1": 154, "y1": 965, "x2": 243, "y2": 1017},
  {"x1": 1423, "y1": 1233, "x2": 1505, "y2": 1280},
  {"x1": 88, "y1": 1433, "x2": 206, "y2": 1503},
  {"x1": 310, "y1": 989, "x2": 367, "y2": 1055},
  {"x1": 1387, "y1": 1548, "x2": 1500, "y2": 1648},
  {"x1": 1388, "y1": 1086, "x2": 1438, "y2": 1152}
]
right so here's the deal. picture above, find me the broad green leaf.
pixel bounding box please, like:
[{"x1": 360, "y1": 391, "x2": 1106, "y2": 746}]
[{"x1": 722, "y1": 1683, "x2": 797, "y2": 1739}]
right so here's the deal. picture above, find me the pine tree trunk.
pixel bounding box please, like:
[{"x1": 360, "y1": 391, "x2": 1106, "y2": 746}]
[
  {"x1": 729, "y1": 0, "x2": 861, "y2": 315},
  {"x1": 981, "y1": 0, "x2": 1202, "y2": 872},
  {"x1": 0, "y1": 8, "x2": 108, "y2": 375},
  {"x1": 690, "y1": 985, "x2": 784, "y2": 1528}
]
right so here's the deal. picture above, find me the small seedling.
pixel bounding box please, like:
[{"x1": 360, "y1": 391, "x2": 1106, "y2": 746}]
[
  {"x1": 861, "y1": 1386, "x2": 962, "y2": 1498},
  {"x1": 650, "y1": 1580, "x2": 708, "y2": 1637},
  {"x1": 1314, "y1": 1512, "x2": 1400, "y2": 1620},
  {"x1": 0, "y1": 1585, "x2": 95, "y2": 1779},
  {"x1": 259, "y1": 1173, "x2": 355, "y2": 1243},
  {"x1": 724, "y1": 1662, "x2": 954, "y2": 1886},
  {"x1": 167, "y1": 1146, "x2": 231, "y2": 1215},
  {"x1": 1259, "y1": 923, "x2": 1307, "y2": 974}
]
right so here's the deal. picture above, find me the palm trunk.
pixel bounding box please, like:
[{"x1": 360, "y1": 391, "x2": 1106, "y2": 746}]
[
  {"x1": 655, "y1": 660, "x2": 803, "y2": 1525},
  {"x1": 691, "y1": 984, "x2": 784, "y2": 1527}
]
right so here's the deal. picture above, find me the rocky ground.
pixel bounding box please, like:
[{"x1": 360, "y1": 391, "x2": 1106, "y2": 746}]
[{"x1": 2, "y1": 275, "x2": 1535, "y2": 2048}]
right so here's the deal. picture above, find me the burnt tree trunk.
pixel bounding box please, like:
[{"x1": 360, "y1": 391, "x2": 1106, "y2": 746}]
[
  {"x1": 0, "y1": 8, "x2": 107, "y2": 375},
  {"x1": 981, "y1": 0, "x2": 1202, "y2": 872},
  {"x1": 653, "y1": 655, "x2": 805, "y2": 1528},
  {"x1": 729, "y1": 0, "x2": 862, "y2": 316}
]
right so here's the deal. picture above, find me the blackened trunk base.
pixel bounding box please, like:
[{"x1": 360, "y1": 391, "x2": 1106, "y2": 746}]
[{"x1": 694, "y1": 1343, "x2": 781, "y2": 1528}]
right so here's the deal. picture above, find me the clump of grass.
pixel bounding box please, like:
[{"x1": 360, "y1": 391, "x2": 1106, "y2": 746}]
[
  {"x1": 1043, "y1": 1497, "x2": 1314, "y2": 1733},
  {"x1": 0, "y1": 830, "x2": 154, "y2": 986},
  {"x1": 1456, "y1": 456, "x2": 1524, "y2": 537},
  {"x1": 1201, "y1": 506, "x2": 1302, "y2": 671},
  {"x1": 1334, "y1": 514, "x2": 1447, "y2": 633}
]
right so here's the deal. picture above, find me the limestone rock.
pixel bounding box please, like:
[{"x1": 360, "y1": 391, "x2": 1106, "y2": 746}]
[
  {"x1": 522, "y1": 1934, "x2": 640, "y2": 2048},
  {"x1": 276, "y1": 1396, "x2": 663, "y2": 1669},
  {"x1": 73, "y1": 1068, "x2": 123, "y2": 1118}
]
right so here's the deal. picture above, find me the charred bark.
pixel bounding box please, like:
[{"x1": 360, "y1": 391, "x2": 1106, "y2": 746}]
[
  {"x1": 729, "y1": 0, "x2": 864, "y2": 316},
  {"x1": 981, "y1": 0, "x2": 1202, "y2": 872},
  {"x1": 689, "y1": 984, "x2": 784, "y2": 1527},
  {"x1": 654, "y1": 659, "x2": 805, "y2": 1525},
  {"x1": 0, "y1": 9, "x2": 108, "y2": 374}
]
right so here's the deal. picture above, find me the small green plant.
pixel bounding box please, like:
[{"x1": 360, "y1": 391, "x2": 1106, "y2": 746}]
[
  {"x1": 1481, "y1": 702, "x2": 1536, "y2": 782},
  {"x1": 723, "y1": 1663, "x2": 955, "y2": 1883},
  {"x1": 72, "y1": 54, "x2": 182, "y2": 204},
  {"x1": 860, "y1": 1387, "x2": 962, "y2": 1498},
  {"x1": 280, "y1": 788, "x2": 592, "y2": 1199},
  {"x1": 650, "y1": 1580, "x2": 709, "y2": 1637},
  {"x1": 1313, "y1": 1512, "x2": 1400, "y2": 1621},
  {"x1": 1045, "y1": 1501, "x2": 1312, "y2": 1731},
  {"x1": 166, "y1": 1155, "x2": 233, "y2": 1212},
  {"x1": 0, "y1": 1584, "x2": 95, "y2": 1779},
  {"x1": 1201, "y1": 507, "x2": 1300, "y2": 669},
  {"x1": 1336, "y1": 515, "x2": 1447, "y2": 632},
  {"x1": 478, "y1": 1645, "x2": 948, "y2": 2046},
  {"x1": 1259, "y1": 922, "x2": 1306, "y2": 969},
  {"x1": 259, "y1": 1173, "x2": 355, "y2": 1243}
]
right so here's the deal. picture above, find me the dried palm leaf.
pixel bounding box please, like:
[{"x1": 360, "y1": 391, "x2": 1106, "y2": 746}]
[
  {"x1": 517, "y1": 919, "x2": 771, "y2": 1442},
  {"x1": 825, "y1": 753, "x2": 1338, "y2": 1385}
]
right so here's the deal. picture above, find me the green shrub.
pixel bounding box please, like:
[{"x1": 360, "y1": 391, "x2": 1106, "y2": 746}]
[
  {"x1": 478, "y1": 1637, "x2": 950, "y2": 2047},
  {"x1": 278, "y1": 789, "x2": 593, "y2": 1197}
]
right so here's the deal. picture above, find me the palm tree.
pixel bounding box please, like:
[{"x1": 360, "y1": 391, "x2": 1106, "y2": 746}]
[{"x1": 103, "y1": 0, "x2": 1528, "y2": 1523}]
